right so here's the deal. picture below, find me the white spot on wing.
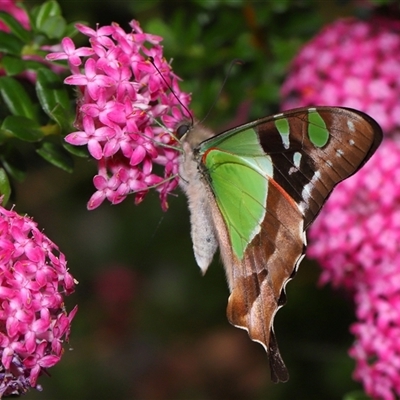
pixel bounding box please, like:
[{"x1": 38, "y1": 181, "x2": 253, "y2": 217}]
[
  {"x1": 289, "y1": 152, "x2": 302, "y2": 175},
  {"x1": 349, "y1": 139, "x2": 355, "y2": 146},
  {"x1": 299, "y1": 170, "x2": 321, "y2": 214},
  {"x1": 281, "y1": 134, "x2": 290, "y2": 150},
  {"x1": 293, "y1": 152, "x2": 302, "y2": 169},
  {"x1": 347, "y1": 120, "x2": 355, "y2": 132},
  {"x1": 336, "y1": 149, "x2": 344, "y2": 157},
  {"x1": 302, "y1": 231, "x2": 307, "y2": 246},
  {"x1": 274, "y1": 117, "x2": 290, "y2": 149}
]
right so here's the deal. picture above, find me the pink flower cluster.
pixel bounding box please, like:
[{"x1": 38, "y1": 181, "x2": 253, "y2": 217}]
[
  {"x1": 281, "y1": 17, "x2": 400, "y2": 135},
  {"x1": 308, "y1": 140, "x2": 400, "y2": 400},
  {"x1": 47, "y1": 21, "x2": 191, "y2": 210},
  {"x1": 281, "y1": 16, "x2": 400, "y2": 400},
  {"x1": 0, "y1": 204, "x2": 77, "y2": 396}
]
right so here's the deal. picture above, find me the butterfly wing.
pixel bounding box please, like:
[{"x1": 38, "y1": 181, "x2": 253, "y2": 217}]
[{"x1": 196, "y1": 107, "x2": 382, "y2": 382}]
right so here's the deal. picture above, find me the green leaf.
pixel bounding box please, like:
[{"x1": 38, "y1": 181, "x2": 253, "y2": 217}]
[
  {"x1": 36, "y1": 141, "x2": 73, "y2": 172},
  {"x1": 35, "y1": 68, "x2": 73, "y2": 134},
  {"x1": 0, "y1": 11, "x2": 31, "y2": 43},
  {"x1": 40, "y1": 15, "x2": 67, "y2": 39},
  {"x1": 0, "y1": 31, "x2": 23, "y2": 56},
  {"x1": 23, "y1": 59, "x2": 50, "y2": 72},
  {"x1": 1, "y1": 56, "x2": 25, "y2": 76},
  {"x1": 34, "y1": 0, "x2": 62, "y2": 30},
  {"x1": 0, "y1": 144, "x2": 26, "y2": 182},
  {"x1": 63, "y1": 142, "x2": 89, "y2": 158},
  {"x1": 0, "y1": 168, "x2": 11, "y2": 205},
  {"x1": 3, "y1": 57, "x2": 56, "y2": 78},
  {"x1": 1, "y1": 116, "x2": 44, "y2": 142},
  {"x1": 50, "y1": 106, "x2": 73, "y2": 135},
  {"x1": 36, "y1": 68, "x2": 70, "y2": 117},
  {"x1": 146, "y1": 18, "x2": 177, "y2": 53},
  {"x1": 0, "y1": 76, "x2": 37, "y2": 120},
  {"x1": 32, "y1": 1, "x2": 66, "y2": 38}
]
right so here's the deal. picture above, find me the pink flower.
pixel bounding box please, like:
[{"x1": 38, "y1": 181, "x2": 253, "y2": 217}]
[
  {"x1": 281, "y1": 16, "x2": 400, "y2": 399},
  {"x1": 47, "y1": 20, "x2": 190, "y2": 211},
  {"x1": 307, "y1": 140, "x2": 400, "y2": 400},
  {"x1": 46, "y1": 37, "x2": 94, "y2": 74},
  {"x1": 66, "y1": 115, "x2": 116, "y2": 160},
  {"x1": 0, "y1": 0, "x2": 30, "y2": 32},
  {"x1": 281, "y1": 17, "x2": 400, "y2": 135},
  {"x1": 0, "y1": 204, "x2": 77, "y2": 395}
]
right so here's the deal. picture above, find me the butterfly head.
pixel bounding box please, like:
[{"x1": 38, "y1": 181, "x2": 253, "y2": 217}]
[
  {"x1": 175, "y1": 120, "x2": 215, "y2": 151},
  {"x1": 175, "y1": 121, "x2": 192, "y2": 140}
]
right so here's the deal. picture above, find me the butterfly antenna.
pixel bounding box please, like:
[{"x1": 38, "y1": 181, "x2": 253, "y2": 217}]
[
  {"x1": 148, "y1": 57, "x2": 194, "y2": 126},
  {"x1": 199, "y1": 58, "x2": 244, "y2": 125}
]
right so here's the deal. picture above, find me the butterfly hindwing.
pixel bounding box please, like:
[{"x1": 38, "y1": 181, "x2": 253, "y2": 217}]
[{"x1": 194, "y1": 106, "x2": 382, "y2": 382}]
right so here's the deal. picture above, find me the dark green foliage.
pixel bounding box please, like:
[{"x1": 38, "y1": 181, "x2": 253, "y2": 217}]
[{"x1": 0, "y1": 1, "x2": 79, "y2": 203}]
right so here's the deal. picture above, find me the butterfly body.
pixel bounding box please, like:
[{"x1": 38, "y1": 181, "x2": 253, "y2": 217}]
[
  {"x1": 179, "y1": 123, "x2": 218, "y2": 273},
  {"x1": 177, "y1": 107, "x2": 382, "y2": 382}
]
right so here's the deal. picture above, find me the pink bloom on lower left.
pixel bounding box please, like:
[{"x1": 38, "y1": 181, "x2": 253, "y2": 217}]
[{"x1": 0, "y1": 205, "x2": 77, "y2": 396}]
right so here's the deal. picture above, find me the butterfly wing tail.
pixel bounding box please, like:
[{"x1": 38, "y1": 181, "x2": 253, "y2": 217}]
[
  {"x1": 269, "y1": 329, "x2": 289, "y2": 383},
  {"x1": 227, "y1": 279, "x2": 289, "y2": 383}
]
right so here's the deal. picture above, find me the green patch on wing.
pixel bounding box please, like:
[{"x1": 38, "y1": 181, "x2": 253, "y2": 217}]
[
  {"x1": 204, "y1": 150, "x2": 272, "y2": 260},
  {"x1": 308, "y1": 110, "x2": 329, "y2": 147},
  {"x1": 200, "y1": 127, "x2": 266, "y2": 156},
  {"x1": 274, "y1": 118, "x2": 290, "y2": 149}
]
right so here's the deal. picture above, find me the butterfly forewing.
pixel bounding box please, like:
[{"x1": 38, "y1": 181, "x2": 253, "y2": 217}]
[
  {"x1": 194, "y1": 106, "x2": 382, "y2": 382},
  {"x1": 254, "y1": 107, "x2": 382, "y2": 227}
]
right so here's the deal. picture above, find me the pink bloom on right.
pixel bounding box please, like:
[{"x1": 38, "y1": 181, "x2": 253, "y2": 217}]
[
  {"x1": 281, "y1": 16, "x2": 400, "y2": 400},
  {"x1": 309, "y1": 139, "x2": 400, "y2": 400},
  {"x1": 281, "y1": 17, "x2": 400, "y2": 136}
]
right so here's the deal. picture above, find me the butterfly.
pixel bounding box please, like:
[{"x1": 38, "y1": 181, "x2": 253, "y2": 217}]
[{"x1": 176, "y1": 106, "x2": 382, "y2": 383}]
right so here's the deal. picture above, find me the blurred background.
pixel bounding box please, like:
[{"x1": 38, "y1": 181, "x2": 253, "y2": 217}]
[{"x1": 13, "y1": 0, "x2": 397, "y2": 399}]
